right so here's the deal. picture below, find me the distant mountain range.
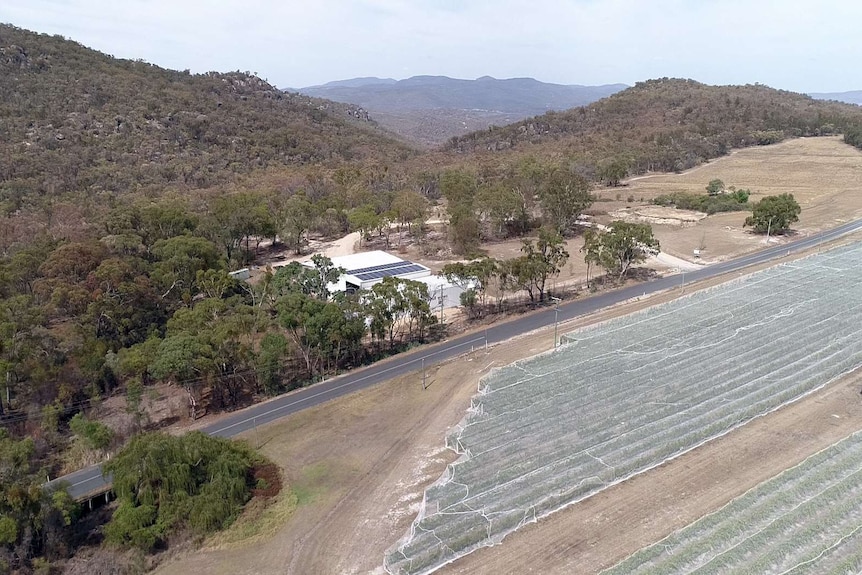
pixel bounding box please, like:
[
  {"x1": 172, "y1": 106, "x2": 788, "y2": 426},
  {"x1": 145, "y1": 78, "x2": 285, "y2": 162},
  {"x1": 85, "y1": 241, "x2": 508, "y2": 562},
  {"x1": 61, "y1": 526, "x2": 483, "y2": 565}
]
[
  {"x1": 290, "y1": 76, "x2": 627, "y2": 146},
  {"x1": 809, "y1": 91, "x2": 862, "y2": 105}
]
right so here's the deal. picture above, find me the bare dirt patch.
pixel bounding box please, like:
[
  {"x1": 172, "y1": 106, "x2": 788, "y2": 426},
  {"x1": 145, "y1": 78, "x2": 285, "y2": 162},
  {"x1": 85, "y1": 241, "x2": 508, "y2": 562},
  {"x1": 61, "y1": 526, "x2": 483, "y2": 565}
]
[{"x1": 609, "y1": 205, "x2": 707, "y2": 226}]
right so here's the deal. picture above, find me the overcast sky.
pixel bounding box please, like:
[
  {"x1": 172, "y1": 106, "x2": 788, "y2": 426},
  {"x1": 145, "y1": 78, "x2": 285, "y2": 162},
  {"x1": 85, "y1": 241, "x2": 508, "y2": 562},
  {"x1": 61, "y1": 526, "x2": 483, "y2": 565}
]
[{"x1": 1, "y1": 0, "x2": 859, "y2": 92}]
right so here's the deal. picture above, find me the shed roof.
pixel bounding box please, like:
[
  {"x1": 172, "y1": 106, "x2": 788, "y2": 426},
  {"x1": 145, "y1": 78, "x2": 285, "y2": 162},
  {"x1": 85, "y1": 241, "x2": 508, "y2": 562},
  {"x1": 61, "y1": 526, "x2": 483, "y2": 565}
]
[{"x1": 323, "y1": 250, "x2": 404, "y2": 272}]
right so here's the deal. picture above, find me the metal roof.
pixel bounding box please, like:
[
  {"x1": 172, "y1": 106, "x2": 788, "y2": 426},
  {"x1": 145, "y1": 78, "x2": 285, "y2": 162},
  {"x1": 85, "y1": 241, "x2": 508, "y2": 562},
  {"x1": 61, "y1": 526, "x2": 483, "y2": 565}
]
[
  {"x1": 352, "y1": 262, "x2": 427, "y2": 281},
  {"x1": 326, "y1": 250, "x2": 404, "y2": 272}
]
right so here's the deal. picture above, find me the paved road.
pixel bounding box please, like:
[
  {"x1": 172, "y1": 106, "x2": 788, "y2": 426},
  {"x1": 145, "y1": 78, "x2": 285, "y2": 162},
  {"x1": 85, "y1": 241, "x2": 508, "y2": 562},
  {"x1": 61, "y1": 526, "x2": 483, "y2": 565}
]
[{"x1": 48, "y1": 220, "x2": 862, "y2": 500}]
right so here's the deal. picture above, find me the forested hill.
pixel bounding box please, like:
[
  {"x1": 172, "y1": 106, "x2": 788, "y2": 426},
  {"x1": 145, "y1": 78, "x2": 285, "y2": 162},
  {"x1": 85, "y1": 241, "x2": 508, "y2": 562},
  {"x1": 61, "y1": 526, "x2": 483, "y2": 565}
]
[
  {"x1": 0, "y1": 24, "x2": 414, "y2": 208},
  {"x1": 444, "y1": 78, "x2": 862, "y2": 174}
]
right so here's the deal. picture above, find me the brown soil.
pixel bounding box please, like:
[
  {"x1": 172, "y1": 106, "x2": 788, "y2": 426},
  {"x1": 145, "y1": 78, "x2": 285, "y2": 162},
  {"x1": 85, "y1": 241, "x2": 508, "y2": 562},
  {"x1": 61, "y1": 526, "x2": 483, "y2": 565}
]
[
  {"x1": 251, "y1": 462, "x2": 283, "y2": 498},
  {"x1": 153, "y1": 233, "x2": 862, "y2": 575}
]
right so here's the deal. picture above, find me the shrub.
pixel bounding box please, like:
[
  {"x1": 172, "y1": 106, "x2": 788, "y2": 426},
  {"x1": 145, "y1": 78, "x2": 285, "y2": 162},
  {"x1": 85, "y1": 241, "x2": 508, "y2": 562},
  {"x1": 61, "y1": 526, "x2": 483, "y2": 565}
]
[
  {"x1": 69, "y1": 413, "x2": 114, "y2": 451},
  {"x1": 653, "y1": 191, "x2": 751, "y2": 215}
]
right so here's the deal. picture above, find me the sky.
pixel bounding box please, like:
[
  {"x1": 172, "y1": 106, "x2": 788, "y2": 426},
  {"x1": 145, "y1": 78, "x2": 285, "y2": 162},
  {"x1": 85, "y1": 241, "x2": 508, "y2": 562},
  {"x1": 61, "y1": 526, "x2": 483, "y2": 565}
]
[{"x1": 1, "y1": 0, "x2": 860, "y2": 93}]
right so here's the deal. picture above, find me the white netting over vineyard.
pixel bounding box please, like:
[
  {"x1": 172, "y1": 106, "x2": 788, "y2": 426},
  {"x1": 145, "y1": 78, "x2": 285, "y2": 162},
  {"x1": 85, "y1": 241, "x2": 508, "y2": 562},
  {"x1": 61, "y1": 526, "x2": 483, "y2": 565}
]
[
  {"x1": 385, "y1": 243, "x2": 862, "y2": 575},
  {"x1": 603, "y1": 431, "x2": 862, "y2": 574}
]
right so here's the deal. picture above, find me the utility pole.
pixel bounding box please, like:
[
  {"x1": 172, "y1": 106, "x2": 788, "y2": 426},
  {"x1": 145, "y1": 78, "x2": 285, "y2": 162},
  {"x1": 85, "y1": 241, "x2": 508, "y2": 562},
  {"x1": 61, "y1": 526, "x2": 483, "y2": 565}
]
[
  {"x1": 439, "y1": 284, "x2": 445, "y2": 326},
  {"x1": 550, "y1": 297, "x2": 561, "y2": 348}
]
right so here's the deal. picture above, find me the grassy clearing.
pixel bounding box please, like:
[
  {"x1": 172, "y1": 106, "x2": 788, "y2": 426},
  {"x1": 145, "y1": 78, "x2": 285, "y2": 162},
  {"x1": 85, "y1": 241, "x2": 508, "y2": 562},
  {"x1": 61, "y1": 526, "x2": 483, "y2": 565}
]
[
  {"x1": 203, "y1": 461, "x2": 331, "y2": 549},
  {"x1": 205, "y1": 488, "x2": 299, "y2": 549},
  {"x1": 291, "y1": 462, "x2": 330, "y2": 506}
]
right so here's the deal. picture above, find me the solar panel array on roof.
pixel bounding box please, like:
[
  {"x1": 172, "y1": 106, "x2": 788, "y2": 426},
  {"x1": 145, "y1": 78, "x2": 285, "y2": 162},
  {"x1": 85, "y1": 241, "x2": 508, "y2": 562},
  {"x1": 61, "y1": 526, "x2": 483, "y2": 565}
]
[
  {"x1": 348, "y1": 261, "x2": 408, "y2": 274},
  {"x1": 353, "y1": 263, "x2": 427, "y2": 281}
]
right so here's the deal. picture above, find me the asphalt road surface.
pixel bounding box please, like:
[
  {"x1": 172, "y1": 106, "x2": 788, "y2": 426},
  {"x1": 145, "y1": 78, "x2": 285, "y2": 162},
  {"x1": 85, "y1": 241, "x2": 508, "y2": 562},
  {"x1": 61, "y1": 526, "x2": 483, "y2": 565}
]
[{"x1": 48, "y1": 221, "x2": 862, "y2": 500}]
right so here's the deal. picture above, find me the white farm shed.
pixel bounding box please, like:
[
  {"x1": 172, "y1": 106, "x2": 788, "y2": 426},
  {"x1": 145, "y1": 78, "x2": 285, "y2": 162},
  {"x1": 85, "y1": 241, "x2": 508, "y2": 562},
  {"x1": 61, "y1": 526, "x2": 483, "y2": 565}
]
[
  {"x1": 303, "y1": 250, "x2": 429, "y2": 292},
  {"x1": 415, "y1": 275, "x2": 466, "y2": 310},
  {"x1": 301, "y1": 250, "x2": 465, "y2": 308}
]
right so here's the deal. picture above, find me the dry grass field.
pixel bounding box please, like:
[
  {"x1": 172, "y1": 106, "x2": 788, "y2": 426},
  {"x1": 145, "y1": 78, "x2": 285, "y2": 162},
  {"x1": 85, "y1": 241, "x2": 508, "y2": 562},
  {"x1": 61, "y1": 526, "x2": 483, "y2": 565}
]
[
  {"x1": 154, "y1": 138, "x2": 862, "y2": 575},
  {"x1": 600, "y1": 136, "x2": 862, "y2": 262}
]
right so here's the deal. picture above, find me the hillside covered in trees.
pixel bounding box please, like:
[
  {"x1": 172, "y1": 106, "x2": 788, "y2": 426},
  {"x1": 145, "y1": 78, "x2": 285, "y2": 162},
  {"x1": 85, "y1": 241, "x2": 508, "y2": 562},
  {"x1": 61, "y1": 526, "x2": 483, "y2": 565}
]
[
  {"x1": 0, "y1": 24, "x2": 414, "y2": 213},
  {"x1": 444, "y1": 78, "x2": 862, "y2": 176}
]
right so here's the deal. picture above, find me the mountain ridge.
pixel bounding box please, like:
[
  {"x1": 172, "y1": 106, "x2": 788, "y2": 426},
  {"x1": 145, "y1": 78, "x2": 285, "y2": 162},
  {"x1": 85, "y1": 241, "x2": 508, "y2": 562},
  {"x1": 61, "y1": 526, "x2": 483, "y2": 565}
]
[
  {"x1": 297, "y1": 75, "x2": 627, "y2": 112},
  {"x1": 294, "y1": 75, "x2": 628, "y2": 145}
]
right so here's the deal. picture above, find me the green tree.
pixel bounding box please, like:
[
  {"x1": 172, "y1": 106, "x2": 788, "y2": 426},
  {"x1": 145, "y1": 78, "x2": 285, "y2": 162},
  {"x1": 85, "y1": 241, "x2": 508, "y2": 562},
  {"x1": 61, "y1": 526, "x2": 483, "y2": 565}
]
[
  {"x1": 277, "y1": 292, "x2": 364, "y2": 376},
  {"x1": 148, "y1": 334, "x2": 213, "y2": 384},
  {"x1": 87, "y1": 256, "x2": 166, "y2": 349},
  {"x1": 539, "y1": 168, "x2": 592, "y2": 234},
  {"x1": 582, "y1": 221, "x2": 660, "y2": 279},
  {"x1": 281, "y1": 194, "x2": 316, "y2": 255},
  {"x1": 307, "y1": 254, "x2": 344, "y2": 300},
  {"x1": 367, "y1": 277, "x2": 407, "y2": 350},
  {"x1": 475, "y1": 184, "x2": 523, "y2": 237},
  {"x1": 138, "y1": 201, "x2": 198, "y2": 247},
  {"x1": 448, "y1": 203, "x2": 481, "y2": 255},
  {"x1": 69, "y1": 412, "x2": 114, "y2": 450},
  {"x1": 0, "y1": 295, "x2": 45, "y2": 415},
  {"x1": 391, "y1": 190, "x2": 429, "y2": 237},
  {"x1": 160, "y1": 297, "x2": 260, "y2": 409},
  {"x1": 706, "y1": 179, "x2": 725, "y2": 196},
  {"x1": 0, "y1": 430, "x2": 77, "y2": 568},
  {"x1": 441, "y1": 170, "x2": 482, "y2": 253},
  {"x1": 347, "y1": 204, "x2": 381, "y2": 246},
  {"x1": 256, "y1": 332, "x2": 289, "y2": 395},
  {"x1": 597, "y1": 158, "x2": 629, "y2": 187},
  {"x1": 103, "y1": 432, "x2": 261, "y2": 551},
  {"x1": 442, "y1": 257, "x2": 498, "y2": 310},
  {"x1": 116, "y1": 336, "x2": 161, "y2": 385},
  {"x1": 151, "y1": 235, "x2": 222, "y2": 303},
  {"x1": 744, "y1": 193, "x2": 801, "y2": 234},
  {"x1": 195, "y1": 268, "x2": 237, "y2": 300},
  {"x1": 272, "y1": 255, "x2": 343, "y2": 300},
  {"x1": 206, "y1": 193, "x2": 276, "y2": 264},
  {"x1": 509, "y1": 228, "x2": 569, "y2": 303},
  {"x1": 277, "y1": 293, "x2": 327, "y2": 376},
  {"x1": 399, "y1": 279, "x2": 437, "y2": 342},
  {"x1": 439, "y1": 169, "x2": 477, "y2": 207}
]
